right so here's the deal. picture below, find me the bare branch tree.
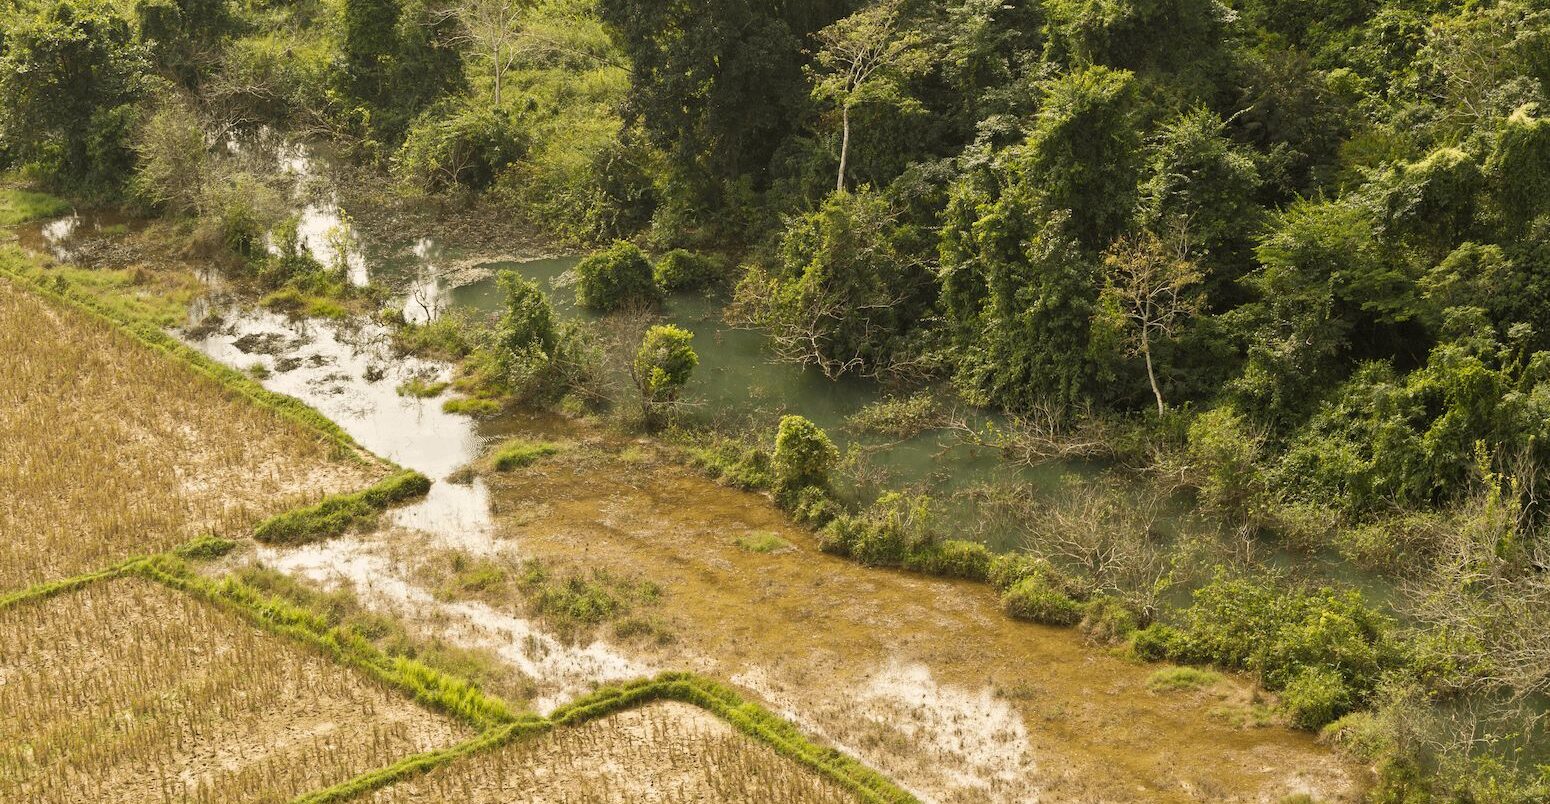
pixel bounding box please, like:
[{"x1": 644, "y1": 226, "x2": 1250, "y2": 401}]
[
  {"x1": 1101, "y1": 224, "x2": 1205, "y2": 416},
  {"x1": 438, "y1": 0, "x2": 531, "y2": 107}
]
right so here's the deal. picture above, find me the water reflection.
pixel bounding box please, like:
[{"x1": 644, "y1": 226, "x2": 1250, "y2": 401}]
[{"x1": 181, "y1": 302, "x2": 490, "y2": 541}]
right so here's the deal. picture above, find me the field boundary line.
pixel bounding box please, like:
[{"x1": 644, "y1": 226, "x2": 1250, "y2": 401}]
[
  {"x1": 0, "y1": 257, "x2": 374, "y2": 464},
  {"x1": 296, "y1": 672, "x2": 919, "y2": 804}
]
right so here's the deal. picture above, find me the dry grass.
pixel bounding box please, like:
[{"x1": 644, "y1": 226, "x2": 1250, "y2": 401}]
[
  {"x1": 0, "y1": 578, "x2": 471, "y2": 803},
  {"x1": 0, "y1": 278, "x2": 379, "y2": 591},
  {"x1": 370, "y1": 701, "x2": 857, "y2": 803}
]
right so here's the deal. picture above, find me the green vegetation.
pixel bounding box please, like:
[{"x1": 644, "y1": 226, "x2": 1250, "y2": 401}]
[
  {"x1": 253, "y1": 470, "x2": 431, "y2": 545},
  {"x1": 772, "y1": 414, "x2": 840, "y2": 499},
  {"x1": 396, "y1": 377, "x2": 450, "y2": 398},
  {"x1": 734, "y1": 531, "x2": 789, "y2": 554},
  {"x1": 573, "y1": 240, "x2": 659, "y2": 311},
  {"x1": 631, "y1": 324, "x2": 697, "y2": 424},
  {"x1": 490, "y1": 439, "x2": 562, "y2": 471},
  {"x1": 0, "y1": 185, "x2": 69, "y2": 224},
  {"x1": 1146, "y1": 667, "x2": 1221, "y2": 694}
]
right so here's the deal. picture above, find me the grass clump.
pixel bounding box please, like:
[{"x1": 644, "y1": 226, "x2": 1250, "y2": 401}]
[
  {"x1": 259, "y1": 286, "x2": 348, "y2": 319},
  {"x1": 397, "y1": 377, "x2": 450, "y2": 398},
  {"x1": 254, "y1": 470, "x2": 431, "y2": 545},
  {"x1": 734, "y1": 531, "x2": 789, "y2": 553},
  {"x1": 443, "y1": 396, "x2": 503, "y2": 417},
  {"x1": 490, "y1": 439, "x2": 563, "y2": 471},
  {"x1": 0, "y1": 186, "x2": 69, "y2": 225},
  {"x1": 1146, "y1": 666, "x2": 1222, "y2": 693}
]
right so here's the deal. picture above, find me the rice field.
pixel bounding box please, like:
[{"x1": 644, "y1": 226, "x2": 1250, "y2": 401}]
[
  {"x1": 0, "y1": 276, "x2": 380, "y2": 592},
  {"x1": 369, "y1": 701, "x2": 858, "y2": 803},
  {"x1": 0, "y1": 578, "x2": 472, "y2": 803}
]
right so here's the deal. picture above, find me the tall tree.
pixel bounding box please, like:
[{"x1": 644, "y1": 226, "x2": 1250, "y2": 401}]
[
  {"x1": 442, "y1": 0, "x2": 530, "y2": 107},
  {"x1": 1100, "y1": 229, "x2": 1205, "y2": 416},
  {"x1": 808, "y1": 0, "x2": 929, "y2": 192}
]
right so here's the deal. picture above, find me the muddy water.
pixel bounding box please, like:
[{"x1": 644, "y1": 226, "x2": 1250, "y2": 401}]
[
  {"x1": 468, "y1": 441, "x2": 1365, "y2": 803},
  {"x1": 181, "y1": 304, "x2": 493, "y2": 545}
]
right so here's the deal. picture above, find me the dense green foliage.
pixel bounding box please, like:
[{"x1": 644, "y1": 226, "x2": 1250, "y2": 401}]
[
  {"x1": 573, "y1": 240, "x2": 660, "y2": 311},
  {"x1": 631, "y1": 324, "x2": 697, "y2": 421},
  {"x1": 771, "y1": 414, "x2": 840, "y2": 498}
]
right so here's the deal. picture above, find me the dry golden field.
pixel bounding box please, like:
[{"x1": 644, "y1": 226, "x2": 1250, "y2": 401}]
[
  {"x1": 0, "y1": 578, "x2": 471, "y2": 803},
  {"x1": 0, "y1": 277, "x2": 380, "y2": 591},
  {"x1": 370, "y1": 701, "x2": 856, "y2": 803}
]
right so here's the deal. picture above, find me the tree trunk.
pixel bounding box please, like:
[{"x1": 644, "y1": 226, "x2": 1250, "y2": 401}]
[
  {"x1": 836, "y1": 105, "x2": 851, "y2": 193},
  {"x1": 1142, "y1": 331, "x2": 1165, "y2": 416},
  {"x1": 493, "y1": 46, "x2": 503, "y2": 107}
]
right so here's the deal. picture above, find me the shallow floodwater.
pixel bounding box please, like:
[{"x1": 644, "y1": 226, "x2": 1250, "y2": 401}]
[{"x1": 181, "y1": 303, "x2": 493, "y2": 545}]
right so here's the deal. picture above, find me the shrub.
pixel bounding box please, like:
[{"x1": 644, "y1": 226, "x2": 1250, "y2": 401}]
[
  {"x1": 903, "y1": 539, "x2": 993, "y2": 581},
  {"x1": 987, "y1": 552, "x2": 1056, "y2": 592},
  {"x1": 632, "y1": 324, "x2": 697, "y2": 421},
  {"x1": 1079, "y1": 595, "x2": 1139, "y2": 644},
  {"x1": 1281, "y1": 666, "x2": 1354, "y2": 730},
  {"x1": 1002, "y1": 574, "x2": 1083, "y2": 626},
  {"x1": 789, "y1": 485, "x2": 842, "y2": 526},
  {"x1": 771, "y1": 415, "x2": 839, "y2": 497},
  {"x1": 1131, "y1": 623, "x2": 1185, "y2": 661},
  {"x1": 653, "y1": 249, "x2": 722, "y2": 291},
  {"x1": 574, "y1": 241, "x2": 660, "y2": 311},
  {"x1": 1174, "y1": 575, "x2": 1394, "y2": 698},
  {"x1": 393, "y1": 102, "x2": 527, "y2": 193}
]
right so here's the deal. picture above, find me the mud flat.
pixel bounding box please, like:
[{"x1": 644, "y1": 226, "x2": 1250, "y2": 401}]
[
  {"x1": 0, "y1": 578, "x2": 470, "y2": 802},
  {"x1": 0, "y1": 274, "x2": 380, "y2": 592},
  {"x1": 448, "y1": 437, "x2": 1366, "y2": 803}
]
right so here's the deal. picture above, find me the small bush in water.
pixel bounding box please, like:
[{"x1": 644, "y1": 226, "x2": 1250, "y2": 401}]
[{"x1": 574, "y1": 241, "x2": 660, "y2": 311}]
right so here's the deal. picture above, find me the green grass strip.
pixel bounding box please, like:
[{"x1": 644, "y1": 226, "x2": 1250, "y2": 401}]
[
  {"x1": 254, "y1": 470, "x2": 431, "y2": 544},
  {"x1": 133, "y1": 555, "x2": 517, "y2": 730},
  {"x1": 0, "y1": 560, "x2": 141, "y2": 611},
  {"x1": 303, "y1": 672, "x2": 917, "y2": 804},
  {"x1": 292, "y1": 719, "x2": 551, "y2": 804},
  {"x1": 0, "y1": 260, "x2": 370, "y2": 462}
]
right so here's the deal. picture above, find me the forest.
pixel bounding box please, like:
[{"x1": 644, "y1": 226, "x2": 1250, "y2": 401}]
[{"x1": 5, "y1": 0, "x2": 1550, "y2": 800}]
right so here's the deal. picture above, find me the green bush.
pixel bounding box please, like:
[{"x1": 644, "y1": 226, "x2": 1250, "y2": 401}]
[
  {"x1": 903, "y1": 539, "x2": 993, "y2": 581},
  {"x1": 1001, "y1": 574, "x2": 1083, "y2": 626},
  {"x1": 394, "y1": 102, "x2": 527, "y2": 193},
  {"x1": 574, "y1": 241, "x2": 660, "y2": 311},
  {"x1": 1079, "y1": 595, "x2": 1139, "y2": 644},
  {"x1": 987, "y1": 552, "x2": 1058, "y2": 592},
  {"x1": 789, "y1": 485, "x2": 842, "y2": 526},
  {"x1": 1281, "y1": 666, "x2": 1354, "y2": 730},
  {"x1": 633, "y1": 324, "x2": 697, "y2": 420},
  {"x1": 653, "y1": 248, "x2": 722, "y2": 291},
  {"x1": 771, "y1": 415, "x2": 839, "y2": 497},
  {"x1": 1130, "y1": 623, "x2": 1185, "y2": 661}
]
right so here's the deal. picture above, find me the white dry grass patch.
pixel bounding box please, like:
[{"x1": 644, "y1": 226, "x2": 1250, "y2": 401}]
[{"x1": 0, "y1": 577, "x2": 470, "y2": 802}]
